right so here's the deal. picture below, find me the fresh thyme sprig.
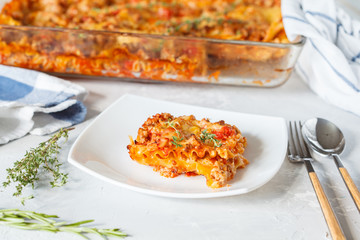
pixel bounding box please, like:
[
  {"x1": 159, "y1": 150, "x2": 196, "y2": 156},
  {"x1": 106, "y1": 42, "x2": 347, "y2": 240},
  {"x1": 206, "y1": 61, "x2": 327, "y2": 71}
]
[
  {"x1": 165, "y1": 119, "x2": 182, "y2": 136},
  {"x1": 165, "y1": 119, "x2": 179, "y2": 134},
  {"x1": 2, "y1": 128, "x2": 73, "y2": 201},
  {"x1": 171, "y1": 136, "x2": 183, "y2": 148},
  {"x1": 200, "y1": 129, "x2": 222, "y2": 148},
  {"x1": 165, "y1": 119, "x2": 183, "y2": 148},
  {"x1": 0, "y1": 209, "x2": 127, "y2": 239}
]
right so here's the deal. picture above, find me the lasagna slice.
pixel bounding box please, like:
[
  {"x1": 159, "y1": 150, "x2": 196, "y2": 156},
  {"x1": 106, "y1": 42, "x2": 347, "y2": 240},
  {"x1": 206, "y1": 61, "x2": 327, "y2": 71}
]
[{"x1": 127, "y1": 113, "x2": 248, "y2": 188}]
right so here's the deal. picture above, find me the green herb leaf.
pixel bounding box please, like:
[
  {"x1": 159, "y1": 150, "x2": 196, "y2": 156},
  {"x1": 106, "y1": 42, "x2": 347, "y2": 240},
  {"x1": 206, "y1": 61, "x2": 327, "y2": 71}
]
[
  {"x1": 166, "y1": 119, "x2": 184, "y2": 147},
  {"x1": 171, "y1": 136, "x2": 183, "y2": 148},
  {"x1": 155, "y1": 20, "x2": 164, "y2": 26},
  {"x1": 92, "y1": 7, "x2": 101, "y2": 12},
  {"x1": 165, "y1": 119, "x2": 181, "y2": 136}
]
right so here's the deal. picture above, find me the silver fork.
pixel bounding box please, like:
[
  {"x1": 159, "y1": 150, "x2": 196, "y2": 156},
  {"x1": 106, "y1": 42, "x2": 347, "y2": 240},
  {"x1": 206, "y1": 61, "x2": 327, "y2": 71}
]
[{"x1": 288, "y1": 121, "x2": 345, "y2": 240}]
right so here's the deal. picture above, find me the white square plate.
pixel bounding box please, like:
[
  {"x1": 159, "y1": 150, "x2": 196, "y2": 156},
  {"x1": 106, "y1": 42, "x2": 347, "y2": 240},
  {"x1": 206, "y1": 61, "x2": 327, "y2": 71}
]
[{"x1": 68, "y1": 94, "x2": 287, "y2": 198}]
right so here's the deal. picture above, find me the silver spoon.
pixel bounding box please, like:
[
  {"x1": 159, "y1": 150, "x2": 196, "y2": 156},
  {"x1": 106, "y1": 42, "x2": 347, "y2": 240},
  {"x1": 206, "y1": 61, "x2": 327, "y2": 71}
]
[{"x1": 302, "y1": 118, "x2": 360, "y2": 212}]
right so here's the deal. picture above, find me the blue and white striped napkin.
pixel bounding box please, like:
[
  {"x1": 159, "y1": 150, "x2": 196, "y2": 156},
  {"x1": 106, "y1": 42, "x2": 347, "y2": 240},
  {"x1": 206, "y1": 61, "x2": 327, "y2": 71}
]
[
  {"x1": 0, "y1": 65, "x2": 88, "y2": 144},
  {"x1": 282, "y1": 0, "x2": 360, "y2": 116}
]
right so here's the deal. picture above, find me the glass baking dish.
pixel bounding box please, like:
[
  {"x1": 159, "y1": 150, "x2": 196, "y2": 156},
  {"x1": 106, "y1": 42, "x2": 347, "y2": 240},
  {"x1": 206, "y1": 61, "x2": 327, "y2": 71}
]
[{"x1": 0, "y1": 24, "x2": 304, "y2": 87}]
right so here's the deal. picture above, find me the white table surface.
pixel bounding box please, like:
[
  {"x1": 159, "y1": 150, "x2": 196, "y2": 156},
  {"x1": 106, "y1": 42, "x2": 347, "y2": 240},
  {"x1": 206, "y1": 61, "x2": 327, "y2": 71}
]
[{"x1": 1, "y1": 71, "x2": 360, "y2": 240}]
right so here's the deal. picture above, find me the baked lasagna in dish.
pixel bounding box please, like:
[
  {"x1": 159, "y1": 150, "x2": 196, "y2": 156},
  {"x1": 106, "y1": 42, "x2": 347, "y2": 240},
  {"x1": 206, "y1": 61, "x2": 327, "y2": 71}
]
[
  {"x1": 127, "y1": 113, "x2": 248, "y2": 188},
  {"x1": 0, "y1": 0, "x2": 300, "y2": 86},
  {"x1": 0, "y1": 0, "x2": 287, "y2": 42}
]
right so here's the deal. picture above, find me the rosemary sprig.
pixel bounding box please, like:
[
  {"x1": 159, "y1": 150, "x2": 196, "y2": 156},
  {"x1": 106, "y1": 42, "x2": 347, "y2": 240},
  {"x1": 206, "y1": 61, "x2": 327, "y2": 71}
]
[
  {"x1": 0, "y1": 209, "x2": 127, "y2": 239},
  {"x1": 2, "y1": 128, "x2": 73, "y2": 201},
  {"x1": 200, "y1": 129, "x2": 222, "y2": 147}
]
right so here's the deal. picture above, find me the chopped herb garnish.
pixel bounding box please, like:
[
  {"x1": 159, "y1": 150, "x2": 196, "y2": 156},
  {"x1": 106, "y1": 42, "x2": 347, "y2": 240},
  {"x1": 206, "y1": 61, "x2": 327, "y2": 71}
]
[
  {"x1": 235, "y1": 29, "x2": 242, "y2": 36},
  {"x1": 173, "y1": 16, "x2": 229, "y2": 32},
  {"x1": 217, "y1": 18, "x2": 224, "y2": 24},
  {"x1": 160, "y1": 1, "x2": 178, "y2": 7}
]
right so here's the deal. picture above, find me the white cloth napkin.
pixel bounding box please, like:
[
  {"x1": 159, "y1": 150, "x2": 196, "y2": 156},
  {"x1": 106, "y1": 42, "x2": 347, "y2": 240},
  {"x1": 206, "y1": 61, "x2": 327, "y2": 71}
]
[
  {"x1": 282, "y1": 0, "x2": 360, "y2": 116},
  {"x1": 0, "y1": 65, "x2": 88, "y2": 144}
]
